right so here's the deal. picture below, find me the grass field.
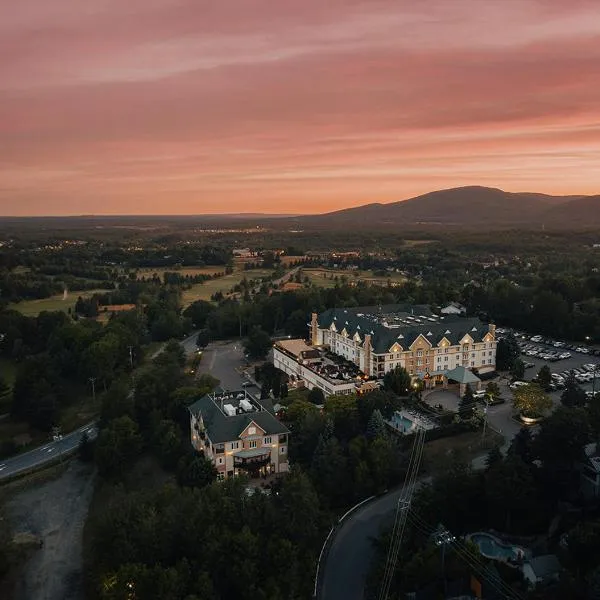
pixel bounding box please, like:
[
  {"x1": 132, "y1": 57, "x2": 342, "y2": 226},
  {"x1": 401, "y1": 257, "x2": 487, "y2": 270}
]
[
  {"x1": 8, "y1": 289, "x2": 111, "y2": 317},
  {"x1": 182, "y1": 268, "x2": 274, "y2": 306},
  {"x1": 302, "y1": 268, "x2": 406, "y2": 289},
  {"x1": 136, "y1": 266, "x2": 226, "y2": 280},
  {"x1": 421, "y1": 429, "x2": 503, "y2": 476}
]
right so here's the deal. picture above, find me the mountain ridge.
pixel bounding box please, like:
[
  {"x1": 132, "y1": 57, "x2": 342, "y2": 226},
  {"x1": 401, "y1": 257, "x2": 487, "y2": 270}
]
[{"x1": 292, "y1": 186, "x2": 599, "y2": 228}]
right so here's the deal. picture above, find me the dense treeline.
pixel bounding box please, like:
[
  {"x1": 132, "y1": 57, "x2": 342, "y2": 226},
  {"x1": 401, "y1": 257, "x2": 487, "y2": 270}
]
[{"x1": 87, "y1": 343, "x2": 412, "y2": 598}]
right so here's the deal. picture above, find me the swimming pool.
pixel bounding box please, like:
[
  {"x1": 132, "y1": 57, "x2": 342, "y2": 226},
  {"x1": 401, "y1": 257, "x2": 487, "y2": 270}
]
[
  {"x1": 469, "y1": 533, "x2": 524, "y2": 561},
  {"x1": 391, "y1": 413, "x2": 413, "y2": 432}
]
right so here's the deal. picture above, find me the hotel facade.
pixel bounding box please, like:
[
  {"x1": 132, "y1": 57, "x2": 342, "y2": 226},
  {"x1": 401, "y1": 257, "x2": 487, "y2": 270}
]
[
  {"x1": 188, "y1": 390, "x2": 290, "y2": 479},
  {"x1": 273, "y1": 304, "x2": 496, "y2": 394}
]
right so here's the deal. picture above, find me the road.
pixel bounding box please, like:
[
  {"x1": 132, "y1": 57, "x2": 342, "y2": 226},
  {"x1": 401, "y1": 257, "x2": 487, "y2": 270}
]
[
  {"x1": 0, "y1": 332, "x2": 201, "y2": 483},
  {"x1": 321, "y1": 451, "x2": 491, "y2": 600},
  {"x1": 197, "y1": 340, "x2": 260, "y2": 396},
  {"x1": 0, "y1": 423, "x2": 97, "y2": 481}
]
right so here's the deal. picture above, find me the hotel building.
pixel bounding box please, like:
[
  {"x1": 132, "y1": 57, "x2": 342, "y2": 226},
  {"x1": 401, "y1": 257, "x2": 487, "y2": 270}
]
[
  {"x1": 273, "y1": 304, "x2": 496, "y2": 394},
  {"x1": 188, "y1": 390, "x2": 290, "y2": 480}
]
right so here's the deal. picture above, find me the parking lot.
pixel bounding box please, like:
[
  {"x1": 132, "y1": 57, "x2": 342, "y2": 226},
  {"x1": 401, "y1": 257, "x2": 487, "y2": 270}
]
[{"x1": 497, "y1": 329, "x2": 600, "y2": 391}]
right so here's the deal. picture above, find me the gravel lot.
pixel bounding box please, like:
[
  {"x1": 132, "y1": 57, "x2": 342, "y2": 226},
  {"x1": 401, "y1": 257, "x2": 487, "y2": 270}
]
[{"x1": 6, "y1": 460, "x2": 96, "y2": 600}]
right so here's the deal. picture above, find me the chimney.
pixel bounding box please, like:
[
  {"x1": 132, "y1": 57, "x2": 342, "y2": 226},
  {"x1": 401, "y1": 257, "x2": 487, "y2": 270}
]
[
  {"x1": 310, "y1": 312, "x2": 319, "y2": 345},
  {"x1": 488, "y1": 323, "x2": 496, "y2": 337},
  {"x1": 364, "y1": 333, "x2": 372, "y2": 377}
]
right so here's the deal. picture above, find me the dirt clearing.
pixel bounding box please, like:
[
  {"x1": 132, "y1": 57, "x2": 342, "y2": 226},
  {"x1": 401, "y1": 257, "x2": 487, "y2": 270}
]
[{"x1": 4, "y1": 460, "x2": 96, "y2": 600}]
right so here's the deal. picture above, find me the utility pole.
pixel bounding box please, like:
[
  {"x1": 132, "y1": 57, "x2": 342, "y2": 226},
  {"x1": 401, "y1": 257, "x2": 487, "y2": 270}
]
[
  {"x1": 89, "y1": 377, "x2": 96, "y2": 402},
  {"x1": 433, "y1": 525, "x2": 456, "y2": 597},
  {"x1": 128, "y1": 345, "x2": 134, "y2": 369},
  {"x1": 239, "y1": 313, "x2": 242, "y2": 339},
  {"x1": 481, "y1": 398, "x2": 489, "y2": 441}
]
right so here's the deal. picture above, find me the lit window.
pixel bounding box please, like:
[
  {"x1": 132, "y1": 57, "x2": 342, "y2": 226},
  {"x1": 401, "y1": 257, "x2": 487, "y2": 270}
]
[
  {"x1": 231, "y1": 441, "x2": 239, "y2": 450},
  {"x1": 264, "y1": 436, "x2": 272, "y2": 444},
  {"x1": 249, "y1": 441, "x2": 257, "y2": 449}
]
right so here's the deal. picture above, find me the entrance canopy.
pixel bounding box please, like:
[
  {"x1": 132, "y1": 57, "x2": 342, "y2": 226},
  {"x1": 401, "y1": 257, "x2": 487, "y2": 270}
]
[{"x1": 443, "y1": 366, "x2": 481, "y2": 385}]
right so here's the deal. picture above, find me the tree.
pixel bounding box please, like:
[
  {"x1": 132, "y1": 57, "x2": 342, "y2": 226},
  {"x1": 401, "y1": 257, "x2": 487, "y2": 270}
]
[
  {"x1": 562, "y1": 370, "x2": 587, "y2": 407},
  {"x1": 383, "y1": 366, "x2": 412, "y2": 396},
  {"x1": 177, "y1": 453, "x2": 217, "y2": 488},
  {"x1": 496, "y1": 333, "x2": 520, "y2": 371},
  {"x1": 196, "y1": 329, "x2": 210, "y2": 349},
  {"x1": 537, "y1": 365, "x2": 552, "y2": 391},
  {"x1": 366, "y1": 409, "x2": 387, "y2": 440},
  {"x1": 311, "y1": 432, "x2": 349, "y2": 507},
  {"x1": 485, "y1": 455, "x2": 539, "y2": 532},
  {"x1": 78, "y1": 431, "x2": 95, "y2": 462},
  {"x1": 485, "y1": 445, "x2": 503, "y2": 470},
  {"x1": 243, "y1": 326, "x2": 272, "y2": 359},
  {"x1": 536, "y1": 406, "x2": 590, "y2": 468},
  {"x1": 0, "y1": 375, "x2": 9, "y2": 398},
  {"x1": 512, "y1": 383, "x2": 552, "y2": 418},
  {"x1": 485, "y1": 381, "x2": 500, "y2": 401},
  {"x1": 458, "y1": 384, "x2": 475, "y2": 420},
  {"x1": 95, "y1": 416, "x2": 143, "y2": 477},
  {"x1": 508, "y1": 427, "x2": 534, "y2": 465},
  {"x1": 307, "y1": 387, "x2": 325, "y2": 405},
  {"x1": 183, "y1": 300, "x2": 215, "y2": 329},
  {"x1": 510, "y1": 358, "x2": 525, "y2": 381}
]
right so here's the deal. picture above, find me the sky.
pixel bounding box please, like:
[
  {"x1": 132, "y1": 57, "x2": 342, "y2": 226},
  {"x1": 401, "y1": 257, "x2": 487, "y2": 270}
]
[{"x1": 1, "y1": 0, "x2": 600, "y2": 216}]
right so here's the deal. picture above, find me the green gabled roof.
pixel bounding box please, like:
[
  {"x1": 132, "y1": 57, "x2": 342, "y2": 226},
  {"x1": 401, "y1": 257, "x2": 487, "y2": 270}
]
[
  {"x1": 444, "y1": 365, "x2": 481, "y2": 384},
  {"x1": 188, "y1": 393, "x2": 289, "y2": 444},
  {"x1": 317, "y1": 306, "x2": 491, "y2": 354}
]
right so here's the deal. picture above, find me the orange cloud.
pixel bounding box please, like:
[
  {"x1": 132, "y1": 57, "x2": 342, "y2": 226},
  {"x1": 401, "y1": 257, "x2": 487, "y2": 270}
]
[{"x1": 1, "y1": 0, "x2": 599, "y2": 215}]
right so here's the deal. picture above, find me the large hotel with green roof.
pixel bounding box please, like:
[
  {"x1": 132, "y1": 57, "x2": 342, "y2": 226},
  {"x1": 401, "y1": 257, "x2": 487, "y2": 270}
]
[{"x1": 273, "y1": 304, "x2": 497, "y2": 396}]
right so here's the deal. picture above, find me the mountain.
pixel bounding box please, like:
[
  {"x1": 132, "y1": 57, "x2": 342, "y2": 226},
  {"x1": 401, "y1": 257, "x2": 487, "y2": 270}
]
[
  {"x1": 293, "y1": 186, "x2": 595, "y2": 228},
  {"x1": 542, "y1": 195, "x2": 600, "y2": 228}
]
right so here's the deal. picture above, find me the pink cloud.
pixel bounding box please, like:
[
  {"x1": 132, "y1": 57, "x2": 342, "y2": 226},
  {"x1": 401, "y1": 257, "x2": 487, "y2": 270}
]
[{"x1": 1, "y1": 0, "x2": 600, "y2": 214}]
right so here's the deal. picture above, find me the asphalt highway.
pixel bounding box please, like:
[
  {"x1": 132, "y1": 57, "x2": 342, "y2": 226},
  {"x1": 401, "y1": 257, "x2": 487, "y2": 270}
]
[
  {"x1": 0, "y1": 423, "x2": 97, "y2": 481},
  {"x1": 0, "y1": 331, "x2": 201, "y2": 483}
]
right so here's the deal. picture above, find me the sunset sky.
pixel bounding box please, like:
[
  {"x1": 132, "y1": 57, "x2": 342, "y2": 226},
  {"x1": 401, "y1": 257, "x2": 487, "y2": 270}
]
[{"x1": 1, "y1": 0, "x2": 600, "y2": 215}]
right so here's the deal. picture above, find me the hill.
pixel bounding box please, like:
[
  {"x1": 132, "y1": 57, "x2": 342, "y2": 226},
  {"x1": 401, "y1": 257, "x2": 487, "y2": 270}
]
[{"x1": 293, "y1": 186, "x2": 594, "y2": 229}]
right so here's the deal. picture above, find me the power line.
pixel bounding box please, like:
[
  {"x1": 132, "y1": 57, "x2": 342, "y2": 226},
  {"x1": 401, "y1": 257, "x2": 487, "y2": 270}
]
[
  {"x1": 407, "y1": 509, "x2": 525, "y2": 600},
  {"x1": 378, "y1": 426, "x2": 427, "y2": 600}
]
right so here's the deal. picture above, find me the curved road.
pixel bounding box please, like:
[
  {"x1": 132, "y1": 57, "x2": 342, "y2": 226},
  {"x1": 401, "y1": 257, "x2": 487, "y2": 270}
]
[
  {"x1": 0, "y1": 423, "x2": 97, "y2": 481},
  {"x1": 0, "y1": 331, "x2": 202, "y2": 483},
  {"x1": 320, "y1": 450, "x2": 502, "y2": 600}
]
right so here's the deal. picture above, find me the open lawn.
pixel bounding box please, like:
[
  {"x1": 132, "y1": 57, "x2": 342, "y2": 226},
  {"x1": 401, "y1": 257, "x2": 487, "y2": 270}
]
[
  {"x1": 403, "y1": 239, "x2": 438, "y2": 247},
  {"x1": 182, "y1": 268, "x2": 274, "y2": 306},
  {"x1": 8, "y1": 288, "x2": 110, "y2": 317},
  {"x1": 280, "y1": 255, "x2": 310, "y2": 266},
  {"x1": 302, "y1": 268, "x2": 406, "y2": 289},
  {"x1": 421, "y1": 429, "x2": 504, "y2": 476},
  {"x1": 136, "y1": 266, "x2": 226, "y2": 280}
]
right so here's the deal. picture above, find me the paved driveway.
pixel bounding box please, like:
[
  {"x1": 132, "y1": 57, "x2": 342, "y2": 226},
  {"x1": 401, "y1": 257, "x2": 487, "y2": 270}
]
[{"x1": 197, "y1": 340, "x2": 260, "y2": 396}]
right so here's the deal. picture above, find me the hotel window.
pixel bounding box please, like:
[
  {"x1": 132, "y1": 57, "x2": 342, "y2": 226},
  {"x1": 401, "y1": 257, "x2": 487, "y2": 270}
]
[
  {"x1": 280, "y1": 446, "x2": 286, "y2": 454},
  {"x1": 218, "y1": 457, "x2": 223, "y2": 464},
  {"x1": 444, "y1": 348, "x2": 448, "y2": 353},
  {"x1": 264, "y1": 436, "x2": 272, "y2": 444},
  {"x1": 471, "y1": 361, "x2": 475, "y2": 366},
  {"x1": 444, "y1": 356, "x2": 448, "y2": 362},
  {"x1": 249, "y1": 440, "x2": 257, "y2": 449},
  {"x1": 471, "y1": 353, "x2": 475, "y2": 357},
  {"x1": 489, "y1": 351, "x2": 493, "y2": 356},
  {"x1": 417, "y1": 351, "x2": 423, "y2": 357},
  {"x1": 231, "y1": 441, "x2": 239, "y2": 450},
  {"x1": 416, "y1": 359, "x2": 421, "y2": 366}
]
